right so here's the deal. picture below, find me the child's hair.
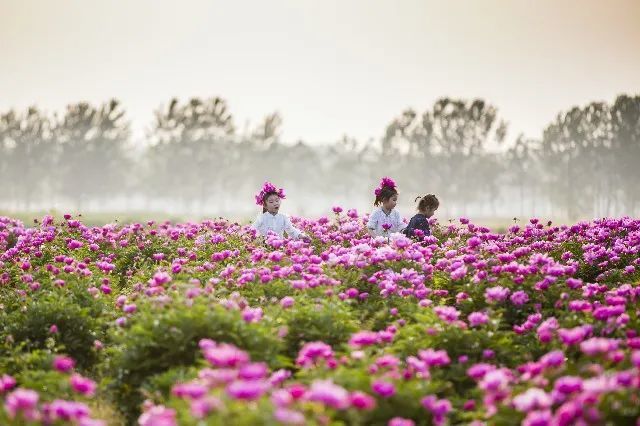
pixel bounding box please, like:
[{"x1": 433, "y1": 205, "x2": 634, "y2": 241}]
[
  {"x1": 374, "y1": 187, "x2": 399, "y2": 206},
  {"x1": 415, "y1": 194, "x2": 439, "y2": 212},
  {"x1": 262, "y1": 192, "x2": 279, "y2": 213}
]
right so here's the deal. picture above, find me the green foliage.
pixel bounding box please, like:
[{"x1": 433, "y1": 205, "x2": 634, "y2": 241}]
[
  {"x1": 104, "y1": 298, "x2": 282, "y2": 422},
  {"x1": 0, "y1": 282, "x2": 109, "y2": 371},
  {"x1": 278, "y1": 299, "x2": 359, "y2": 360}
]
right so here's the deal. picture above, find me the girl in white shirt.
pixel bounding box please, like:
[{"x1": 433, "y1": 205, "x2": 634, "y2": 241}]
[
  {"x1": 366, "y1": 177, "x2": 405, "y2": 237},
  {"x1": 251, "y1": 182, "x2": 309, "y2": 241}
]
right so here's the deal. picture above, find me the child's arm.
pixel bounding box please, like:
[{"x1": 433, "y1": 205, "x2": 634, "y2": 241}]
[
  {"x1": 251, "y1": 214, "x2": 265, "y2": 237},
  {"x1": 392, "y1": 211, "x2": 406, "y2": 233},
  {"x1": 366, "y1": 211, "x2": 378, "y2": 236},
  {"x1": 284, "y1": 216, "x2": 307, "y2": 240}
]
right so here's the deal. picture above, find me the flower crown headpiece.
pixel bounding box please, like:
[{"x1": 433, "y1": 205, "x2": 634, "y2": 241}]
[
  {"x1": 374, "y1": 177, "x2": 397, "y2": 197},
  {"x1": 255, "y1": 181, "x2": 286, "y2": 205}
]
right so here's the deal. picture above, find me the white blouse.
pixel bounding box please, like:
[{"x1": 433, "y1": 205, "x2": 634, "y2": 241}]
[
  {"x1": 366, "y1": 207, "x2": 405, "y2": 236},
  {"x1": 251, "y1": 212, "x2": 306, "y2": 239}
]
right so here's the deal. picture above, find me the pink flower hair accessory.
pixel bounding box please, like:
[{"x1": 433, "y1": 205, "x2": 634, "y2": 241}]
[
  {"x1": 374, "y1": 177, "x2": 397, "y2": 197},
  {"x1": 255, "y1": 182, "x2": 286, "y2": 206}
]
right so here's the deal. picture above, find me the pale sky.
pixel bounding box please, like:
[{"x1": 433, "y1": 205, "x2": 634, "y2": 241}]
[{"x1": 1, "y1": 0, "x2": 639, "y2": 145}]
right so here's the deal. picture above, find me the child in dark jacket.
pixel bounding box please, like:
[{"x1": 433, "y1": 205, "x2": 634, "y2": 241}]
[{"x1": 403, "y1": 194, "x2": 439, "y2": 239}]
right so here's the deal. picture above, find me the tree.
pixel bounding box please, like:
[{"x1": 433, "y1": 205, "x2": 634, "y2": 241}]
[
  {"x1": 147, "y1": 97, "x2": 235, "y2": 213},
  {"x1": 425, "y1": 98, "x2": 506, "y2": 215},
  {"x1": 54, "y1": 100, "x2": 130, "y2": 210},
  {"x1": 0, "y1": 108, "x2": 55, "y2": 209},
  {"x1": 610, "y1": 94, "x2": 640, "y2": 216}
]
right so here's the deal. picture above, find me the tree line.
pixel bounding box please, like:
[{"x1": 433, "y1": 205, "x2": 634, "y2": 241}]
[{"x1": 0, "y1": 94, "x2": 638, "y2": 220}]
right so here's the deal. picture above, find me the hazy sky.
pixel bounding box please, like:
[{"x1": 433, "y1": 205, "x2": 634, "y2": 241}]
[{"x1": 1, "y1": 0, "x2": 639, "y2": 145}]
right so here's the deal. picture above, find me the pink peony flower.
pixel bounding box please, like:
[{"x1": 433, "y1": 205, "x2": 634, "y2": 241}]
[
  {"x1": 70, "y1": 374, "x2": 97, "y2": 397},
  {"x1": 53, "y1": 355, "x2": 75, "y2": 373},
  {"x1": 513, "y1": 388, "x2": 552, "y2": 412},
  {"x1": 255, "y1": 181, "x2": 286, "y2": 205},
  {"x1": 349, "y1": 331, "x2": 380, "y2": 348},
  {"x1": 273, "y1": 408, "x2": 306, "y2": 425},
  {"x1": 350, "y1": 391, "x2": 376, "y2": 410},
  {"x1": 203, "y1": 344, "x2": 250, "y2": 368},
  {"x1": 371, "y1": 380, "x2": 396, "y2": 398},
  {"x1": 171, "y1": 382, "x2": 208, "y2": 400},
  {"x1": 307, "y1": 380, "x2": 350, "y2": 409},
  {"x1": 468, "y1": 311, "x2": 489, "y2": 327},
  {"x1": 226, "y1": 379, "x2": 269, "y2": 400},
  {"x1": 280, "y1": 296, "x2": 295, "y2": 309},
  {"x1": 4, "y1": 388, "x2": 40, "y2": 420},
  {"x1": 0, "y1": 374, "x2": 17, "y2": 393},
  {"x1": 190, "y1": 396, "x2": 221, "y2": 419},
  {"x1": 388, "y1": 417, "x2": 415, "y2": 426},
  {"x1": 485, "y1": 286, "x2": 510, "y2": 303},
  {"x1": 296, "y1": 341, "x2": 334, "y2": 367},
  {"x1": 138, "y1": 404, "x2": 177, "y2": 426},
  {"x1": 374, "y1": 177, "x2": 397, "y2": 197}
]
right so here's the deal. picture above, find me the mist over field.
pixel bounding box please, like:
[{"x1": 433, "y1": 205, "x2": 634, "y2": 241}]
[{"x1": 1, "y1": 95, "x2": 639, "y2": 225}]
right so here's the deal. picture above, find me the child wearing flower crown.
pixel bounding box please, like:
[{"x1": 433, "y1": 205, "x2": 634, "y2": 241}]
[
  {"x1": 251, "y1": 182, "x2": 309, "y2": 241},
  {"x1": 366, "y1": 177, "x2": 405, "y2": 237},
  {"x1": 403, "y1": 194, "x2": 439, "y2": 239}
]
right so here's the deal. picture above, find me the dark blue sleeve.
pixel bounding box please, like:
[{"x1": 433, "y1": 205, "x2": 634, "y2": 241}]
[
  {"x1": 403, "y1": 216, "x2": 417, "y2": 237},
  {"x1": 416, "y1": 217, "x2": 431, "y2": 236}
]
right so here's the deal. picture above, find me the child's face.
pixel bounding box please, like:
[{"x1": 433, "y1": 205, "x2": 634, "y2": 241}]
[
  {"x1": 264, "y1": 194, "x2": 281, "y2": 214},
  {"x1": 382, "y1": 195, "x2": 398, "y2": 211},
  {"x1": 423, "y1": 206, "x2": 438, "y2": 218}
]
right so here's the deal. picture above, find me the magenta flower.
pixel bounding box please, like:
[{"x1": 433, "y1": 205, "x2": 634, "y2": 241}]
[
  {"x1": 150, "y1": 271, "x2": 172, "y2": 286},
  {"x1": 255, "y1": 181, "x2": 286, "y2": 205},
  {"x1": 485, "y1": 286, "x2": 510, "y2": 303},
  {"x1": 296, "y1": 341, "x2": 334, "y2": 367},
  {"x1": 513, "y1": 388, "x2": 552, "y2": 412},
  {"x1": 242, "y1": 307, "x2": 263, "y2": 323},
  {"x1": 374, "y1": 177, "x2": 397, "y2": 196},
  {"x1": 53, "y1": 355, "x2": 75, "y2": 373},
  {"x1": 510, "y1": 290, "x2": 530, "y2": 306},
  {"x1": 349, "y1": 331, "x2": 380, "y2": 348},
  {"x1": 190, "y1": 396, "x2": 221, "y2": 419},
  {"x1": 203, "y1": 344, "x2": 249, "y2": 368},
  {"x1": 419, "y1": 349, "x2": 451, "y2": 367},
  {"x1": 44, "y1": 399, "x2": 90, "y2": 422},
  {"x1": 238, "y1": 362, "x2": 268, "y2": 380},
  {"x1": 558, "y1": 325, "x2": 591, "y2": 346},
  {"x1": 0, "y1": 374, "x2": 17, "y2": 393},
  {"x1": 468, "y1": 311, "x2": 489, "y2": 327},
  {"x1": 138, "y1": 405, "x2": 177, "y2": 426},
  {"x1": 539, "y1": 350, "x2": 565, "y2": 368},
  {"x1": 268, "y1": 369, "x2": 292, "y2": 387},
  {"x1": 171, "y1": 382, "x2": 208, "y2": 400},
  {"x1": 4, "y1": 388, "x2": 40, "y2": 420},
  {"x1": 226, "y1": 379, "x2": 269, "y2": 400},
  {"x1": 388, "y1": 418, "x2": 415, "y2": 426},
  {"x1": 123, "y1": 303, "x2": 137, "y2": 314},
  {"x1": 273, "y1": 408, "x2": 306, "y2": 425},
  {"x1": 70, "y1": 374, "x2": 97, "y2": 397},
  {"x1": 349, "y1": 391, "x2": 376, "y2": 410},
  {"x1": 280, "y1": 296, "x2": 295, "y2": 309},
  {"x1": 553, "y1": 376, "x2": 583, "y2": 394},
  {"x1": 308, "y1": 380, "x2": 349, "y2": 409},
  {"x1": 421, "y1": 395, "x2": 452, "y2": 426},
  {"x1": 433, "y1": 306, "x2": 460, "y2": 323},
  {"x1": 371, "y1": 380, "x2": 396, "y2": 398},
  {"x1": 580, "y1": 337, "x2": 619, "y2": 356}
]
